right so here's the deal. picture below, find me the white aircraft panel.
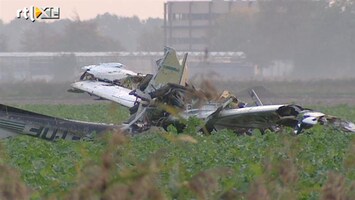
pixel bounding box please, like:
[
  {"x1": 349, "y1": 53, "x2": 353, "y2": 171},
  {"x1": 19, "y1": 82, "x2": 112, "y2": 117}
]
[{"x1": 71, "y1": 81, "x2": 136, "y2": 108}]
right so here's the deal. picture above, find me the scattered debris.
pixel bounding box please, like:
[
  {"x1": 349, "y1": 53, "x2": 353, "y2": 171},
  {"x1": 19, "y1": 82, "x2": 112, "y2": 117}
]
[{"x1": 0, "y1": 47, "x2": 354, "y2": 141}]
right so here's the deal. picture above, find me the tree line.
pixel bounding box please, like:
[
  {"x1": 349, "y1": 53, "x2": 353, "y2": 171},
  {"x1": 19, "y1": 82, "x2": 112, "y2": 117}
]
[
  {"x1": 208, "y1": 0, "x2": 355, "y2": 72},
  {"x1": 0, "y1": 13, "x2": 163, "y2": 52},
  {"x1": 0, "y1": 0, "x2": 354, "y2": 73}
]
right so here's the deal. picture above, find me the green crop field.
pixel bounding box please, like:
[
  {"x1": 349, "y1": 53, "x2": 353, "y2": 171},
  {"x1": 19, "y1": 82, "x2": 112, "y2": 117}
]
[{"x1": 1, "y1": 104, "x2": 355, "y2": 199}]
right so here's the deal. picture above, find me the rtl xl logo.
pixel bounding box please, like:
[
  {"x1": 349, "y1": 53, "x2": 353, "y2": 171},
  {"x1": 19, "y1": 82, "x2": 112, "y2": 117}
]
[{"x1": 16, "y1": 6, "x2": 60, "y2": 22}]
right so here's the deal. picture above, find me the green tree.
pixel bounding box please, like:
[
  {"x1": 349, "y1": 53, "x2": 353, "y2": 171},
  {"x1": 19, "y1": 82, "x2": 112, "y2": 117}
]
[
  {"x1": 208, "y1": 8, "x2": 257, "y2": 52},
  {"x1": 208, "y1": 0, "x2": 355, "y2": 72},
  {"x1": 137, "y1": 19, "x2": 164, "y2": 51},
  {"x1": 0, "y1": 34, "x2": 7, "y2": 52},
  {"x1": 20, "y1": 23, "x2": 61, "y2": 51},
  {"x1": 95, "y1": 13, "x2": 142, "y2": 51},
  {"x1": 0, "y1": 20, "x2": 7, "y2": 52},
  {"x1": 60, "y1": 20, "x2": 124, "y2": 51}
]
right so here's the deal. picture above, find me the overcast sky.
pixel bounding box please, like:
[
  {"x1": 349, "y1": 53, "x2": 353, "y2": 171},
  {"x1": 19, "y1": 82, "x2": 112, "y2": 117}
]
[{"x1": 0, "y1": 0, "x2": 166, "y2": 23}]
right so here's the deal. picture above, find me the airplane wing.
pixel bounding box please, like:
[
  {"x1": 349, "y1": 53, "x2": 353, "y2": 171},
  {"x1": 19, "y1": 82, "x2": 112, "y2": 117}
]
[
  {"x1": 0, "y1": 104, "x2": 119, "y2": 140},
  {"x1": 71, "y1": 81, "x2": 136, "y2": 108},
  {"x1": 213, "y1": 105, "x2": 284, "y2": 130},
  {"x1": 70, "y1": 48, "x2": 187, "y2": 109},
  {"x1": 212, "y1": 104, "x2": 355, "y2": 134},
  {"x1": 82, "y1": 62, "x2": 138, "y2": 82}
]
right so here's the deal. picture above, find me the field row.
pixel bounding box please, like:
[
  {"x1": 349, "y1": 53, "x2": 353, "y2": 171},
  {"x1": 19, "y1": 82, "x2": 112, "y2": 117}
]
[{"x1": 0, "y1": 104, "x2": 354, "y2": 199}]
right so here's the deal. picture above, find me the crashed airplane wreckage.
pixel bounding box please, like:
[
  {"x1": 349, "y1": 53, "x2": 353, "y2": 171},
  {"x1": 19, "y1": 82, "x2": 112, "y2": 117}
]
[
  {"x1": 1, "y1": 48, "x2": 354, "y2": 141},
  {"x1": 0, "y1": 104, "x2": 119, "y2": 141},
  {"x1": 68, "y1": 47, "x2": 355, "y2": 135}
]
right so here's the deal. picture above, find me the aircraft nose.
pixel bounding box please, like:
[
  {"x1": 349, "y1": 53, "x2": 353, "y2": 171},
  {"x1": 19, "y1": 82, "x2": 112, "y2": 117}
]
[{"x1": 302, "y1": 117, "x2": 318, "y2": 125}]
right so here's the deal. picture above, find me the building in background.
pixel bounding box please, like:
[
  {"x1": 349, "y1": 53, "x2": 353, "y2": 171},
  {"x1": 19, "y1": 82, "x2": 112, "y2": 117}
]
[{"x1": 164, "y1": 0, "x2": 256, "y2": 51}]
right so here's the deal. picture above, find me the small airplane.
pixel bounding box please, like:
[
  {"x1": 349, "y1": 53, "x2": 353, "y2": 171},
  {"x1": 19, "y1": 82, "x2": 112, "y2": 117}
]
[
  {"x1": 0, "y1": 47, "x2": 354, "y2": 141},
  {"x1": 69, "y1": 47, "x2": 355, "y2": 135}
]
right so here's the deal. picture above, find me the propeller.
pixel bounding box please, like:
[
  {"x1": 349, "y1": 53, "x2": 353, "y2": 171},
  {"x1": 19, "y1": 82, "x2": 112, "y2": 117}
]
[{"x1": 121, "y1": 89, "x2": 152, "y2": 132}]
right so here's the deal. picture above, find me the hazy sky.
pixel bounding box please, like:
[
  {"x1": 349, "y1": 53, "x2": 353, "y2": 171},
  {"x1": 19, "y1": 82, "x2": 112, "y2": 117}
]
[{"x1": 0, "y1": 0, "x2": 166, "y2": 23}]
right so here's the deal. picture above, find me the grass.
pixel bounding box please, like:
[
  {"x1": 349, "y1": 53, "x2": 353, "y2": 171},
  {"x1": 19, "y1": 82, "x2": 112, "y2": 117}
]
[{"x1": 1, "y1": 104, "x2": 355, "y2": 199}]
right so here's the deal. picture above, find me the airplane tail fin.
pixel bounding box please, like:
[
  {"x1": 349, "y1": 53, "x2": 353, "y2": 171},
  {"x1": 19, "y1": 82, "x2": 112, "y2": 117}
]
[
  {"x1": 147, "y1": 47, "x2": 188, "y2": 91},
  {"x1": 124, "y1": 47, "x2": 189, "y2": 132}
]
